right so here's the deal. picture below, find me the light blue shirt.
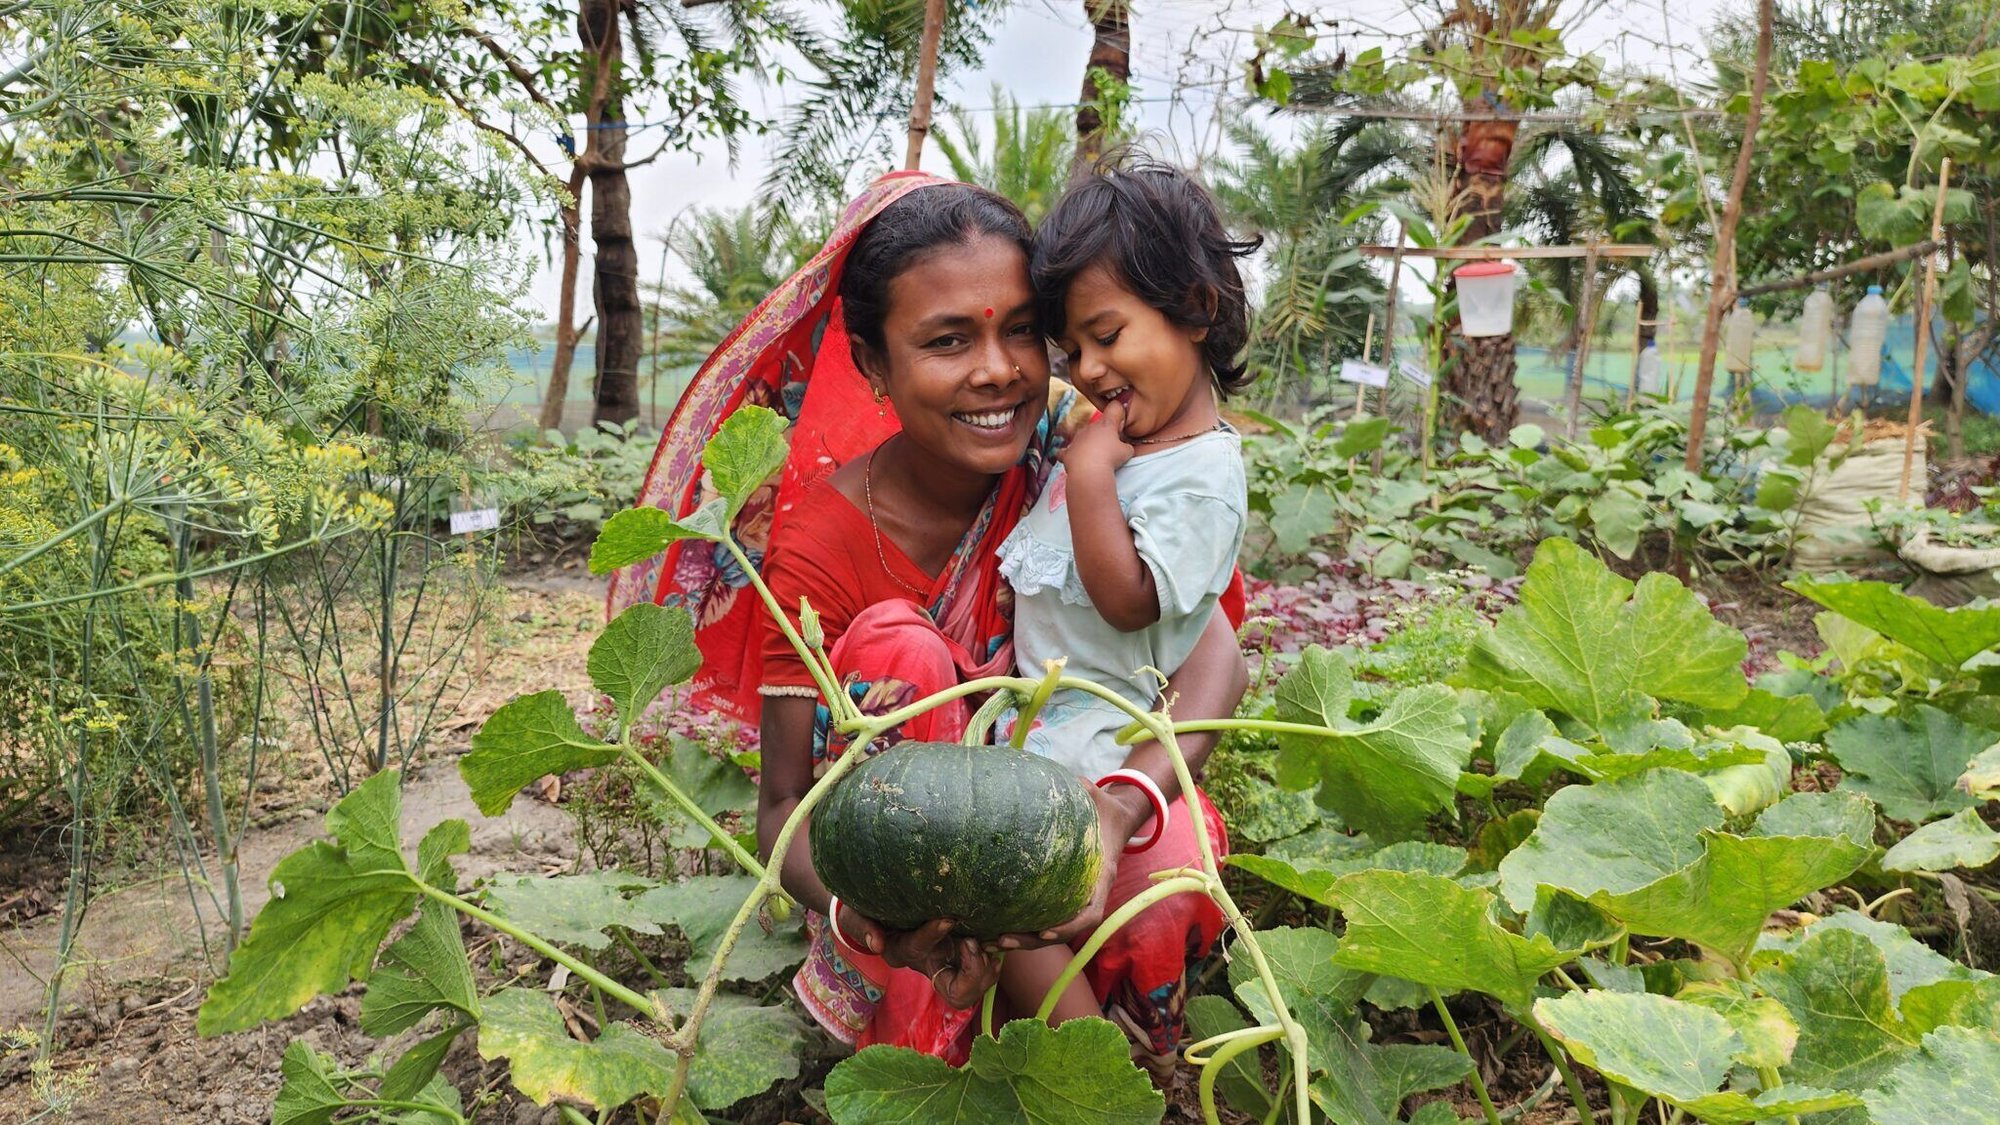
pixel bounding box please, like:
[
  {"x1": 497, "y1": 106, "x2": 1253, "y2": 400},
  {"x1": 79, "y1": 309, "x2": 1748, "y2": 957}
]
[{"x1": 995, "y1": 427, "x2": 1246, "y2": 777}]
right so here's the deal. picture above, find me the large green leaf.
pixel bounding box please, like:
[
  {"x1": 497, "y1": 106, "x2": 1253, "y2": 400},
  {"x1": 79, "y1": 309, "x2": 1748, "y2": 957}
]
[
  {"x1": 461, "y1": 690, "x2": 621, "y2": 816},
  {"x1": 1759, "y1": 912, "x2": 1989, "y2": 1003},
  {"x1": 1882, "y1": 808, "x2": 2000, "y2": 872},
  {"x1": 380, "y1": 1023, "x2": 471, "y2": 1105},
  {"x1": 1330, "y1": 870, "x2": 1590, "y2": 1010},
  {"x1": 589, "y1": 505, "x2": 719, "y2": 574},
  {"x1": 361, "y1": 882, "x2": 477, "y2": 1035},
  {"x1": 1699, "y1": 688, "x2": 1829, "y2": 743},
  {"x1": 483, "y1": 870, "x2": 668, "y2": 950},
  {"x1": 1271, "y1": 646, "x2": 1472, "y2": 839},
  {"x1": 823, "y1": 1017, "x2": 1163, "y2": 1124},
  {"x1": 1756, "y1": 927, "x2": 1921, "y2": 1091},
  {"x1": 590, "y1": 604, "x2": 701, "y2": 730},
  {"x1": 477, "y1": 988, "x2": 674, "y2": 1109},
  {"x1": 1678, "y1": 980, "x2": 1799, "y2": 1070},
  {"x1": 198, "y1": 770, "x2": 417, "y2": 1035},
  {"x1": 635, "y1": 875, "x2": 807, "y2": 982},
  {"x1": 1533, "y1": 991, "x2": 1862, "y2": 1122},
  {"x1": 1463, "y1": 538, "x2": 1748, "y2": 729},
  {"x1": 656, "y1": 988, "x2": 806, "y2": 1110},
  {"x1": 1590, "y1": 791, "x2": 1875, "y2": 963},
  {"x1": 1787, "y1": 578, "x2": 2000, "y2": 669},
  {"x1": 641, "y1": 739, "x2": 758, "y2": 851},
  {"x1": 704, "y1": 405, "x2": 789, "y2": 520},
  {"x1": 273, "y1": 1040, "x2": 346, "y2": 1125},
  {"x1": 1496, "y1": 769, "x2": 1721, "y2": 914},
  {"x1": 1500, "y1": 774, "x2": 1872, "y2": 964},
  {"x1": 1230, "y1": 840, "x2": 1465, "y2": 905},
  {"x1": 1825, "y1": 707, "x2": 1994, "y2": 823},
  {"x1": 1865, "y1": 1026, "x2": 2000, "y2": 1125}
]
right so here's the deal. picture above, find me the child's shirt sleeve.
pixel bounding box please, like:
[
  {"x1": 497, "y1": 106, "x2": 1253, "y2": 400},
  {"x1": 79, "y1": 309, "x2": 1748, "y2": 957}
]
[{"x1": 1123, "y1": 437, "x2": 1248, "y2": 619}]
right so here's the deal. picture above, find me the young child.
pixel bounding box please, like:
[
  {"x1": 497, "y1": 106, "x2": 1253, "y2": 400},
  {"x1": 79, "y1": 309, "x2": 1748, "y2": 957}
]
[{"x1": 991, "y1": 159, "x2": 1258, "y2": 1028}]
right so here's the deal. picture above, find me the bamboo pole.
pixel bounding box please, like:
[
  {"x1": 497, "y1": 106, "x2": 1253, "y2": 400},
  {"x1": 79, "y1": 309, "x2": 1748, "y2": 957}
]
[
  {"x1": 1354, "y1": 313, "x2": 1376, "y2": 419},
  {"x1": 1563, "y1": 248, "x2": 1601, "y2": 438},
  {"x1": 1685, "y1": 0, "x2": 1776, "y2": 472},
  {"x1": 1899, "y1": 159, "x2": 1952, "y2": 502},
  {"x1": 903, "y1": 0, "x2": 947, "y2": 170},
  {"x1": 1737, "y1": 240, "x2": 1940, "y2": 298}
]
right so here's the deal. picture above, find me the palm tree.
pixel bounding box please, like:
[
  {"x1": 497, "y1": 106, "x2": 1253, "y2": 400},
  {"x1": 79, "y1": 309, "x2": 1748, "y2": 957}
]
[
  {"x1": 1212, "y1": 119, "x2": 1416, "y2": 404},
  {"x1": 932, "y1": 86, "x2": 1073, "y2": 224},
  {"x1": 648, "y1": 206, "x2": 823, "y2": 371}
]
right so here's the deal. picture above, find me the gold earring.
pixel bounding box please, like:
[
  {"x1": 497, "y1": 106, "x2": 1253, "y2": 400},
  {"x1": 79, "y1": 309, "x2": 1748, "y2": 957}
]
[{"x1": 873, "y1": 388, "x2": 886, "y2": 417}]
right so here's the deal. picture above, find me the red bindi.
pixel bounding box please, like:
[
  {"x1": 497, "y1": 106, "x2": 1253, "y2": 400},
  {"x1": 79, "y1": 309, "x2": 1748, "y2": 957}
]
[{"x1": 983, "y1": 307, "x2": 994, "y2": 319}]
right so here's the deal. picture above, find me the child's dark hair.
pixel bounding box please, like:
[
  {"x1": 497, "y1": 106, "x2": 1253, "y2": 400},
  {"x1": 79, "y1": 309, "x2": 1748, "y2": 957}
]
[
  {"x1": 840, "y1": 182, "x2": 1032, "y2": 359},
  {"x1": 1032, "y1": 157, "x2": 1261, "y2": 394}
]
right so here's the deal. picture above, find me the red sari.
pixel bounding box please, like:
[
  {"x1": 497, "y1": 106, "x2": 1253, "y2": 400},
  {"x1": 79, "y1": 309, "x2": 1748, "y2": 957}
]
[{"x1": 609, "y1": 171, "x2": 1232, "y2": 1070}]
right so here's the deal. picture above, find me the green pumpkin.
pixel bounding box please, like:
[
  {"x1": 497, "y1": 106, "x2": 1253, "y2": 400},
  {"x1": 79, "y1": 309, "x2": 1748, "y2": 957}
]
[{"x1": 810, "y1": 742, "x2": 1103, "y2": 939}]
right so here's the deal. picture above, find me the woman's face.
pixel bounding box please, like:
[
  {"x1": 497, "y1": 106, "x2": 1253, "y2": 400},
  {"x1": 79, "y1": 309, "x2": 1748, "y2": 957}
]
[{"x1": 859, "y1": 234, "x2": 1050, "y2": 481}]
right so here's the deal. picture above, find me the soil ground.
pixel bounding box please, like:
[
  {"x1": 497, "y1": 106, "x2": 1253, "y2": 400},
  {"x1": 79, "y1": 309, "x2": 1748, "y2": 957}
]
[{"x1": 0, "y1": 552, "x2": 1825, "y2": 1124}]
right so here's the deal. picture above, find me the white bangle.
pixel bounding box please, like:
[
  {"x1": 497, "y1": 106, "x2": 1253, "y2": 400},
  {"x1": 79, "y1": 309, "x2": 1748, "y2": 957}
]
[
  {"x1": 1095, "y1": 768, "x2": 1170, "y2": 852},
  {"x1": 827, "y1": 896, "x2": 864, "y2": 956}
]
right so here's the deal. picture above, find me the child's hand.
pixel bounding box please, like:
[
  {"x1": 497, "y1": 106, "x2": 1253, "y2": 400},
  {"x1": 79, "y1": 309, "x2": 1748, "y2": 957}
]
[
  {"x1": 1060, "y1": 397, "x2": 1135, "y2": 477},
  {"x1": 843, "y1": 914, "x2": 998, "y2": 1008}
]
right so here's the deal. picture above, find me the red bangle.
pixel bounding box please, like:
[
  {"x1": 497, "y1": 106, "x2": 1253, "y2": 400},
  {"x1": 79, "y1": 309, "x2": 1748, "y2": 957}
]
[{"x1": 1096, "y1": 769, "x2": 1170, "y2": 853}]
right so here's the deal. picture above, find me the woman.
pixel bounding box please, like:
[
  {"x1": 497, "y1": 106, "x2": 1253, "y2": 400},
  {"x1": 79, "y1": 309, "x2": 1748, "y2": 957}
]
[{"x1": 608, "y1": 172, "x2": 1246, "y2": 1072}]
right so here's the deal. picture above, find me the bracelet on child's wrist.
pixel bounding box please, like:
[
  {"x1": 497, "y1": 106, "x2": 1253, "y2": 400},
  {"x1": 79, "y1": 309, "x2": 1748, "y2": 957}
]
[{"x1": 1095, "y1": 769, "x2": 1170, "y2": 853}]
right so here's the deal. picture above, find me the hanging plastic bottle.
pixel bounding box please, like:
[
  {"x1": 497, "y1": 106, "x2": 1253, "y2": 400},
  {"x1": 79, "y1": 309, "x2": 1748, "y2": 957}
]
[
  {"x1": 1848, "y1": 285, "x2": 1889, "y2": 387},
  {"x1": 1724, "y1": 298, "x2": 1755, "y2": 374},
  {"x1": 1637, "y1": 342, "x2": 1664, "y2": 395},
  {"x1": 1796, "y1": 285, "x2": 1833, "y2": 372}
]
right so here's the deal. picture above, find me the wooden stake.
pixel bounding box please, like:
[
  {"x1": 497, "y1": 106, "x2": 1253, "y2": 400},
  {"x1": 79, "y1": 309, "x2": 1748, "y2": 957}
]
[
  {"x1": 1354, "y1": 313, "x2": 1376, "y2": 419},
  {"x1": 903, "y1": 0, "x2": 947, "y2": 171},
  {"x1": 1563, "y1": 248, "x2": 1602, "y2": 437},
  {"x1": 1899, "y1": 158, "x2": 1952, "y2": 502},
  {"x1": 1376, "y1": 236, "x2": 1406, "y2": 472},
  {"x1": 1684, "y1": 0, "x2": 1776, "y2": 472}
]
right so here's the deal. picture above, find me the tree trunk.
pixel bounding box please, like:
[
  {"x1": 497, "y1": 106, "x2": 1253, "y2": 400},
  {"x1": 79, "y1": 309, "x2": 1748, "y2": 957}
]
[
  {"x1": 1071, "y1": 0, "x2": 1130, "y2": 177},
  {"x1": 1440, "y1": 114, "x2": 1521, "y2": 445},
  {"x1": 584, "y1": 0, "x2": 642, "y2": 428},
  {"x1": 537, "y1": 182, "x2": 585, "y2": 432},
  {"x1": 1685, "y1": 0, "x2": 1775, "y2": 472},
  {"x1": 903, "y1": 0, "x2": 947, "y2": 170}
]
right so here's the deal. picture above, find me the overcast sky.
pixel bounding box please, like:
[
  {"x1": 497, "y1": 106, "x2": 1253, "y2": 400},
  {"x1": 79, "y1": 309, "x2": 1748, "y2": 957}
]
[{"x1": 513, "y1": 0, "x2": 1737, "y2": 321}]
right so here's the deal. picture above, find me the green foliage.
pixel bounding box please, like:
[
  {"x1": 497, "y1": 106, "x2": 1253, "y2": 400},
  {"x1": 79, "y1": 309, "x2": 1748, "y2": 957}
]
[
  {"x1": 934, "y1": 86, "x2": 1075, "y2": 224},
  {"x1": 824, "y1": 1019, "x2": 1165, "y2": 1124},
  {"x1": 461, "y1": 691, "x2": 622, "y2": 816},
  {"x1": 477, "y1": 988, "x2": 674, "y2": 1110}
]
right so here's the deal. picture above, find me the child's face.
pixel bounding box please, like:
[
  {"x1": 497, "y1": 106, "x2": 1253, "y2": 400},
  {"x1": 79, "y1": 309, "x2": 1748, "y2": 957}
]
[{"x1": 1057, "y1": 264, "x2": 1211, "y2": 442}]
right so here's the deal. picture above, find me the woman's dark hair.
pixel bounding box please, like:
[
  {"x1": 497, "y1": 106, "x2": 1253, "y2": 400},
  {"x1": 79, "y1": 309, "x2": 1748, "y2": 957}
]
[
  {"x1": 840, "y1": 183, "x2": 1033, "y2": 359},
  {"x1": 1031, "y1": 156, "x2": 1261, "y2": 394}
]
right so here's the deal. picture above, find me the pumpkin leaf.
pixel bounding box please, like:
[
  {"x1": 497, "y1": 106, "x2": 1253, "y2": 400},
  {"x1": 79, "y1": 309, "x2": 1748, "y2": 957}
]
[
  {"x1": 655, "y1": 988, "x2": 806, "y2": 1110},
  {"x1": 1758, "y1": 912, "x2": 1989, "y2": 1003},
  {"x1": 1230, "y1": 841, "x2": 1466, "y2": 905},
  {"x1": 1330, "y1": 870, "x2": 1593, "y2": 1010},
  {"x1": 1865, "y1": 1026, "x2": 2000, "y2": 1125},
  {"x1": 477, "y1": 988, "x2": 673, "y2": 1109},
  {"x1": 1677, "y1": 980, "x2": 1799, "y2": 1070},
  {"x1": 1786, "y1": 578, "x2": 2000, "y2": 670},
  {"x1": 1272, "y1": 647, "x2": 1472, "y2": 839},
  {"x1": 1756, "y1": 927, "x2": 1921, "y2": 1091},
  {"x1": 589, "y1": 505, "x2": 720, "y2": 574},
  {"x1": 360, "y1": 845, "x2": 478, "y2": 1035},
  {"x1": 461, "y1": 691, "x2": 621, "y2": 816},
  {"x1": 823, "y1": 1017, "x2": 1163, "y2": 1124},
  {"x1": 704, "y1": 405, "x2": 789, "y2": 520},
  {"x1": 273, "y1": 1040, "x2": 346, "y2": 1125},
  {"x1": 1699, "y1": 687, "x2": 1829, "y2": 742},
  {"x1": 482, "y1": 870, "x2": 666, "y2": 950},
  {"x1": 1464, "y1": 538, "x2": 1748, "y2": 729},
  {"x1": 1882, "y1": 808, "x2": 2000, "y2": 872},
  {"x1": 198, "y1": 771, "x2": 417, "y2": 1035},
  {"x1": 1533, "y1": 991, "x2": 1864, "y2": 1122},
  {"x1": 590, "y1": 604, "x2": 701, "y2": 731},
  {"x1": 380, "y1": 1023, "x2": 472, "y2": 1105},
  {"x1": 639, "y1": 738, "x2": 758, "y2": 851},
  {"x1": 1825, "y1": 706, "x2": 1993, "y2": 823},
  {"x1": 1961, "y1": 744, "x2": 2000, "y2": 801},
  {"x1": 1497, "y1": 769, "x2": 1721, "y2": 914},
  {"x1": 634, "y1": 875, "x2": 808, "y2": 982}
]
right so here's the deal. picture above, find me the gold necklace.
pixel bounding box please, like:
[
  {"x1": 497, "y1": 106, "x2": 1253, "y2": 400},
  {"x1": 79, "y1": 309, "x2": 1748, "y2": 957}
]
[
  {"x1": 864, "y1": 446, "x2": 933, "y2": 600},
  {"x1": 1128, "y1": 419, "x2": 1227, "y2": 446}
]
